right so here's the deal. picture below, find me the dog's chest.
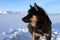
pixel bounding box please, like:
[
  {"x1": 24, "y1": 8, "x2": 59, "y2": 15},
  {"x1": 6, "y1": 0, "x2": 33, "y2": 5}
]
[{"x1": 31, "y1": 22, "x2": 36, "y2": 27}]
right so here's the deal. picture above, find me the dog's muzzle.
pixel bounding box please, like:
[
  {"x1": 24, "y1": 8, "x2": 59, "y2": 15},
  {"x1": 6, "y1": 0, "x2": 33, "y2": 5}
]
[{"x1": 22, "y1": 17, "x2": 31, "y2": 23}]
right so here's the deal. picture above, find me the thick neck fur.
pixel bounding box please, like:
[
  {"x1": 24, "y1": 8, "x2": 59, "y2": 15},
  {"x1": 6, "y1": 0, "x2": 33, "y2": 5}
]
[{"x1": 30, "y1": 15, "x2": 38, "y2": 27}]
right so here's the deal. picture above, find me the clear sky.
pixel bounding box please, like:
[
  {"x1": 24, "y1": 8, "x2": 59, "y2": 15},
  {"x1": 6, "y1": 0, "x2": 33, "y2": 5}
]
[{"x1": 0, "y1": 0, "x2": 60, "y2": 14}]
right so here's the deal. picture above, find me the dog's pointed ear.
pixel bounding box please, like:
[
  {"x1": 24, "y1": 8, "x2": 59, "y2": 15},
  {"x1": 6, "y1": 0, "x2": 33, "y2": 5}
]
[
  {"x1": 30, "y1": 5, "x2": 33, "y2": 8},
  {"x1": 34, "y1": 3, "x2": 38, "y2": 11}
]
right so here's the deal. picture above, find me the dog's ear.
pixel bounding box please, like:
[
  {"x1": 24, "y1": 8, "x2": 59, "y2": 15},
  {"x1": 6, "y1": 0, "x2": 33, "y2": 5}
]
[
  {"x1": 30, "y1": 5, "x2": 33, "y2": 8},
  {"x1": 34, "y1": 3, "x2": 38, "y2": 11}
]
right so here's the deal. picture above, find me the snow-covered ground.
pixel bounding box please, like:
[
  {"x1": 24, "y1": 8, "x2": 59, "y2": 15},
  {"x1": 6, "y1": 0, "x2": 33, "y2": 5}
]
[{"x1": 0, "y1": 28, "x2": 60, "y2": 40}]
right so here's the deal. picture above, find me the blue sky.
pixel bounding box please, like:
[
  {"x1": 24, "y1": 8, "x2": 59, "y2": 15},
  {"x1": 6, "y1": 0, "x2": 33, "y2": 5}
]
[{"x1": 0, "y1": 0, "x2": 60, "y2": 14}]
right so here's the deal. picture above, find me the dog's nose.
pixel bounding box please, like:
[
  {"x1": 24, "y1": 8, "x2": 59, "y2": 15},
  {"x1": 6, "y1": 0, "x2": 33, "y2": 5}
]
[
  {"x1": 22, "y1": 18, "x2": 27, "y2": 23},
  {"x1": 22, "y1": 18, "x2": 24, "y2": 21}
]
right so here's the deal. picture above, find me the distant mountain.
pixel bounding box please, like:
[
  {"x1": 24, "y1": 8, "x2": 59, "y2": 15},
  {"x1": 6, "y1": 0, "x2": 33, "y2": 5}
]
[
  {"x1": 52, "y1": 23, "x2": 60, "y2": 30},
  {"x1": 2, "y1": 28, "x2": 60, "y2": 40},
  {"x1": 0, "y1": 10, "x2": 26, "y2": 15},
  {"x1": 3, "y1": 33, "x2": 31, "y2": 40},
  {"x1": 0, "y1": 11, "x2": 7, "y2": 14},
  {"x1": 3, "y1": 28, "x2": 31, "y2": 40},
  {"x1": 48, "y1": 14, "x2": 60, "y2": 24},
  {"x1": 10, "y1": 32, "x2": 31, "y2": 40}
]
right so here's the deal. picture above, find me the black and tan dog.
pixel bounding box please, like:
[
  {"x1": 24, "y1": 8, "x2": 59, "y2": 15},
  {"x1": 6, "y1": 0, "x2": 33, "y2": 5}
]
[{"x1": 22, "y1": 3, "x2": 52, "y2": 40}]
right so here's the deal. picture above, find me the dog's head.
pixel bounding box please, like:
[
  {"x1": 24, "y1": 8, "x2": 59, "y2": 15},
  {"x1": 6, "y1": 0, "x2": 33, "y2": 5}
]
[
  {"x1": 22, "y1": 3, "x2": 40, "y2": 23},
  {"x1": 22, "y1": 3, "x2": 51, "y2": 24}
]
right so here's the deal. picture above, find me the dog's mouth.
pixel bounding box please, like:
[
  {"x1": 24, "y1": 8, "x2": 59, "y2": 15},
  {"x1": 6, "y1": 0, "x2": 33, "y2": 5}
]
[{"x1": 22, "y1": 17, "x2": 31, "y2": 23}]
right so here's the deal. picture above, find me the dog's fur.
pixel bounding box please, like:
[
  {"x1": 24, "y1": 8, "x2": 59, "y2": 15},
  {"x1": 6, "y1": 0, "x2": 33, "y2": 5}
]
[{"x1": 22, "y1": 3, "x2": 52, "y2": 40}]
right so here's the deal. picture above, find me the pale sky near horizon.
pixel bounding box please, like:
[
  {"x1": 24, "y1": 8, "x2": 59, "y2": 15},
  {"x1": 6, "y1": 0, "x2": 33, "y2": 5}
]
[{"x1": 0, "y1": 0, "x2": 60, "y2": 14}]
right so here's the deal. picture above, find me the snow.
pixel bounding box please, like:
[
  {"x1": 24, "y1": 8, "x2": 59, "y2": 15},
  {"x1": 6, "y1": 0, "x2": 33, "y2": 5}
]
[{"x1": 0, "y1": 10, "x2": 7, "y2": 14}]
